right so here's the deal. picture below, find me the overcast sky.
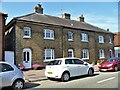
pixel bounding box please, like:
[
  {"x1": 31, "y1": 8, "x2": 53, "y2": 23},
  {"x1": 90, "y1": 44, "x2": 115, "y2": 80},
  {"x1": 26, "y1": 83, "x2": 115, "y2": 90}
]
[{"x1": 1, "y1": 2, "x2": 119, "y2": 32}]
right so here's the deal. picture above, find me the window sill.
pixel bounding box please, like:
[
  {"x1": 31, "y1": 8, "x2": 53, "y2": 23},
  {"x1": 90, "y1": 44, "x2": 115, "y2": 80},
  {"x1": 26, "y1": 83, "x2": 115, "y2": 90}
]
[
  {"x1": 23, "y1": 36, "x2": 31, "y2": 39},
  {"x1": 99, "y1": 42, "x2": 104, "y2": 44},
  {"x1": 82, "y1": 58, "x2": 89, "y2": 60},
  {"x1": 44, "y1": 37, "x2": 55, "y2": 40},
  {"x1": 99, "y1": 57, "x2": 105, "y2": 59},
  {"x1": 68, "y1": 39, "x2": 73, "y2": 41},
  {"x1": 81, "y1": 40, "x2": 88, "y2": 42}
]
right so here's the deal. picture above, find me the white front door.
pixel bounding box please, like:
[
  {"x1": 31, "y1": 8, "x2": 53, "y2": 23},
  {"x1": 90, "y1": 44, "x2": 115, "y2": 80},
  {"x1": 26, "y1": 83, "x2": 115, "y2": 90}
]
[{"x1": 23, "y1": 48, "x2": 32, "y2": 69}]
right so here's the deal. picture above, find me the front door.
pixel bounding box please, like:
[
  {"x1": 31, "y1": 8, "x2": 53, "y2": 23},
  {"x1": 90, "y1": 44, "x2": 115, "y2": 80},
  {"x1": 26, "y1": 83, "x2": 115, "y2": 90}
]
[{"x1": 23, "y1": 48, "x2": 32, "y2": 69}]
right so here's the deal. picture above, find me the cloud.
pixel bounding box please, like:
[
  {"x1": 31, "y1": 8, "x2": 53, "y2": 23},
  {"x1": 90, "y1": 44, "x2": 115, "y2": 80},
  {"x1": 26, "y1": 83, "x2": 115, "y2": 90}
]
[{"x1": 83, "y1": 13, "x2": 118, "y2": 32}]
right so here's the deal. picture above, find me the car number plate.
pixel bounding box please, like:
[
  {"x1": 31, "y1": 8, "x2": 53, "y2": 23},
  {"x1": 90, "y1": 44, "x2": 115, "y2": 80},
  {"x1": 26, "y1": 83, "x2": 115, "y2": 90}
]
[
  {"x1": 48, "y1": 72, "x2": 52, "y2": 74},
  {"x1": 101, "y1": 69, "x2": 107, "y2": 71}
]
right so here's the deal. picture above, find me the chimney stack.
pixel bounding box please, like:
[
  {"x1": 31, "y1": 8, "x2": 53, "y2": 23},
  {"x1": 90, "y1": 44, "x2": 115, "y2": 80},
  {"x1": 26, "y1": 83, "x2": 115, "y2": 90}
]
[
  {"x1": 107, "y1": 28, "x2": 109, "y2": 31},
  {"x1": 77, "y1": 15, "x2": 85, "y2": 22},
  {"x1": 34, "y1": 4, "x2": 43, "y2": 14},
  {"x1": 62, "y1": 13, "x2": 71, "y2": 19}
]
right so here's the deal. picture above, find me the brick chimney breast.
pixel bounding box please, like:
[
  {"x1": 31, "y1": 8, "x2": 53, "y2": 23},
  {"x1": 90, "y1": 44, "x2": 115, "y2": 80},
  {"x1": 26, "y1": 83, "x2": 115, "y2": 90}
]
[
  {"x1": 62, "y1": 13, "x2": 71, "y2": 19},
  {"x1": 34, "y1": 4, "x2": 43, "y2": 14},
  {"x1": 77, "y1": 15, "x2": 85, "y2": 22}
]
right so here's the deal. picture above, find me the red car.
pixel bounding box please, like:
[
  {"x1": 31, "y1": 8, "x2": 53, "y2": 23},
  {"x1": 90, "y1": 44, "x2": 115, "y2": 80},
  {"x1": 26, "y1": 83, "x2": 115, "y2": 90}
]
[{"x1": 98, "y1": 57, "x2": 120, "y2": 71}]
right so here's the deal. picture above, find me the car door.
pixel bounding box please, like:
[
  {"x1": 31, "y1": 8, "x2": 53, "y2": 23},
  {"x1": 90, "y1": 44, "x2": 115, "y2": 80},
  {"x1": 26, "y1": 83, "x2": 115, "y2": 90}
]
[
  {"x1": 74, "y1": 59, "x2": 89, "y2": 75},
  {"x1": 65, "y1": 59, "x2": 78, "y2": 77},
  {"x1": 1, "y1": 63, "x2": 15, "y2": 87}
]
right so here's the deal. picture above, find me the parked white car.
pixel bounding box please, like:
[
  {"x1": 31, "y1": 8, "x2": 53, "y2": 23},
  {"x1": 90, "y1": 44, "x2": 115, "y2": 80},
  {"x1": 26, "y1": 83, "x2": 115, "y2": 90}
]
[
  {"x1": 45, "y1": 58, "x2": 94, "y2": 82},
  {"x1": 0, "y1": 61, "x2": 25, "y2": 90}
]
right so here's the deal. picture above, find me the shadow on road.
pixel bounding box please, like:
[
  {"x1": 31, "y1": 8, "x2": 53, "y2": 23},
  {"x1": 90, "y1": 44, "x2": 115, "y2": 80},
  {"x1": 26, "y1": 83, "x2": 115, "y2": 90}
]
[
  {"x1": 24, "y1": 82, "x2": 40, "y2": 89},
  {"x1": 69, "y1": 73, "x2": 99, "y2": 81},
  {"x1": 1, "y1": 82, "x2": 40, "y2": 90},
  {"x1": 47, "y1": 73, "x2": 100, "y2": 82}
]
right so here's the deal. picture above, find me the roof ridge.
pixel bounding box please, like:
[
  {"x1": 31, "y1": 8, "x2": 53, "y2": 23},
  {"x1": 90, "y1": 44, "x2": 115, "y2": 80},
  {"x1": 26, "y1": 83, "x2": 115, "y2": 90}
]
[{"x1": 14, "y1": 13, "x2": 36, "y2": 19}]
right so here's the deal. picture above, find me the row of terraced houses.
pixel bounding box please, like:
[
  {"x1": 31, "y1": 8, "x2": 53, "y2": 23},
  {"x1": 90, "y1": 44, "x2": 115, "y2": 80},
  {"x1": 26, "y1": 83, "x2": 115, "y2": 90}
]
[{"x1": 1, "y1": 4, "x2": 117, "y2": 69}]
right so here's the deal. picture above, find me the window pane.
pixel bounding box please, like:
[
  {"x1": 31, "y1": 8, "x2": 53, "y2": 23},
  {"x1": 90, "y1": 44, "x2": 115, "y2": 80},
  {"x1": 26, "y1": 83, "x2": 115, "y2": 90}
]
[
  {"x1": 44, "y1": 49, "x2": 54, "y2": 60},
  {"x1": 2, "y1": 64, "x2": 14, "y2": 72}
]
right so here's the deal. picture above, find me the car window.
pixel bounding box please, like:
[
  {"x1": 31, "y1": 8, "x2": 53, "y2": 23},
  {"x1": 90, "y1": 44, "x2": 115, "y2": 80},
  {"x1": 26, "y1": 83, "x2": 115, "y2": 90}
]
[
  {"x1": 118, "y1": 58, "x2": 120, "y2": 61},
  {"x1": 2, "y1": 63, "x2": 14, "y2": 72},
  {"x1": 74, "y1": 59, "x2": 84, "y2": 64},
  {"x1": 106, "y1": 58, "x2": 116, "y2": 62},
  {"x1": 48, "y1": 60, "x2": 62, "y2": 65},
  {"x1": 65, "y1": 59, "x2": 75, "y2": 64}
]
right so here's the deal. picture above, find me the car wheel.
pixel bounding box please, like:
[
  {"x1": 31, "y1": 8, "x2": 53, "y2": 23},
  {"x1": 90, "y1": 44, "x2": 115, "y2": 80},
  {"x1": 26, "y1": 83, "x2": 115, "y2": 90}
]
[
  {"x1": 88, "y1": 69, "x2": 93, "y2": 76},
  {"x1": 12, "y1": 79, "x2": 24, "y2": 90},
  {"x1": 61, "y1": 72, "x2": 70, "y2": 82},
  {"x1": 114, "y1": 66, "x2": 118, "y2": 72}
]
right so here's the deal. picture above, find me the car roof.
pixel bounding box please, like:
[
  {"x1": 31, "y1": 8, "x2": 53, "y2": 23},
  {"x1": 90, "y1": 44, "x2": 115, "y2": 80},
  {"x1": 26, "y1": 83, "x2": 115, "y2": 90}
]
[{"x1": 53, "y1": 57, "x2": 82, "y2": 60}]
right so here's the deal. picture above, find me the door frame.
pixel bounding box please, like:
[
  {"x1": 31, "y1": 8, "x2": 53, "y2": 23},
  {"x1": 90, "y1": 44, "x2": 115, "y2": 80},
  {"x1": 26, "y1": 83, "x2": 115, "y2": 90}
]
[{"x1": 23, "y1": 48, "x2": 32, "y2": 69}]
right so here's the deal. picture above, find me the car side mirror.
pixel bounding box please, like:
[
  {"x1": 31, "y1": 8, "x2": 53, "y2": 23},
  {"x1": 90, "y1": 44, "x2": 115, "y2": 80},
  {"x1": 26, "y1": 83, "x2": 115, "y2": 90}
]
[{"x1": 84, "y1": 62, "x2": 88, "y2": 65}]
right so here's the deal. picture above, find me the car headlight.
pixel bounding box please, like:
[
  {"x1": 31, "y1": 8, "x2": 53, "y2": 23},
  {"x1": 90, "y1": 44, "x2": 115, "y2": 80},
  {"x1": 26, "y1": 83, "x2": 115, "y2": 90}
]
[
  {"x1": 98, "y1": 64, "x2": 101, "y2": 67},
  {"x1": 107, "y1": 64, "x2": 113, "y2": 67}
]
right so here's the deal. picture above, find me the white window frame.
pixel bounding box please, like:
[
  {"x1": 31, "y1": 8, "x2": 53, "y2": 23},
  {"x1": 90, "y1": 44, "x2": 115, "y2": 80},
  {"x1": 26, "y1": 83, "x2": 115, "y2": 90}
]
[
  {"x1": 68, "y1": 49, "x2": 74, "y2": 57},
  {"x1": 44, "y1": 29, "x2": 54, "y2": 40},
  {"x1": 81, "y1": 33, "x2": 88, "y2": 42},
  {"x1": 109, "y1": 49, "x2": 113, "y2": 58},
  {"x1": 44, "y1": 49, "x2": 54, "y2": 61},
  {"x1": 23, "y1": 27, "x2": 31, "y2": 38},
  {"x1": 99, "y1": 49, "x2": 105, "y2": 59},
  {"x1": 68, "y1": 32, "x2": 73, "y2": 41},
  {"x1": 99, "y1": 36, "x2": 104, "y2": 43},
  {"x1": 109, "y1": 38, "x2": 112, "y2": 44},
  {"x1": 82, "y1": 49, "x2": 89, "y2": 60}
]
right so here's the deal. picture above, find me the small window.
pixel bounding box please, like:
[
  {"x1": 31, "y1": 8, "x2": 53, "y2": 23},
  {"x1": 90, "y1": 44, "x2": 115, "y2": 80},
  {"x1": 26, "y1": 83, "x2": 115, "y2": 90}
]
[
  {"x1": 81, "y1": 33, "x2": 88, "y2": 42},
  {"x1": 68, "y1": 32, "x2": 73, "y2": 41},
  {"x1": 99, "y1": 36, "x2": 104, "y2": 43},
  {"x1": 74, "y1": 59, "x2": 84, "y2": 64},
  {"x1": 44, "y1": 49, "x2": 54, "y2": 60},
  {"x1": 2, "y1": 63, "x2": 14, "y2": 72},
  {"x1": 23, "y1": 27, "x2": 31, "y2": 38},
  {"x1": 68, "y1": 49, "x2": 74, "y2": 57},
  {"x1": 109, "y1": 49, "x2": 113, "y2": 58},
  {"x1": 109, "y1": 38, "x2": 112, "y2": 44},
  {"x1": 44, "y1": 29, "x2": 54, "y2": 40},
  {"x1": 82, "y1": 49, "x2": 89, "y2": 59},
  {"x1": 99, "y1": 49, "x2": 105, "y2": 59},
  {"x1": 65, "y1": 59, "x2": 75, "y2": 64}
]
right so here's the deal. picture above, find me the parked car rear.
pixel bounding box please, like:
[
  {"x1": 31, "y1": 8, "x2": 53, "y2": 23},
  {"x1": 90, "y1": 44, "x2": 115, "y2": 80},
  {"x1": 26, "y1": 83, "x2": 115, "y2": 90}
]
[
  {"x1": 98, "y1": 57, "x2": 120, "y2": 71},
  {"x1": 0, "y1": 61, "x2": 25, "y2": 90},
  {"x1": 45, "y1": 58, "x2": 94, "y2": 82}
]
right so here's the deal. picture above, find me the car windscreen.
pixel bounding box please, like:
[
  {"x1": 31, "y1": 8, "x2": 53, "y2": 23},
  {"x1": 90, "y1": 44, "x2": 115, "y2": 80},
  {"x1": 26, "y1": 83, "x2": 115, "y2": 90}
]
[
  {"x1": 48, "y1": 60, "x2": 62, "y2": 65},
  {"x1": 106, "y1": 58, "x2": 116, "y2": 62}
]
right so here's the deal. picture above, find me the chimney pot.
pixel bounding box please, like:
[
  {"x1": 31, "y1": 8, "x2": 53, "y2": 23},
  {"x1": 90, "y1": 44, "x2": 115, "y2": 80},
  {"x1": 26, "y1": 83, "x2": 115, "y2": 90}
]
[
  {"x1": 62, "y1": 13, "x2": 71, "y2": 19},
  {"x1": 77, "y1": 15, "x2": 85, "y2": 22},
  {"x1": 107, "y1": 28, "x2": 109, "y2": 31},
  {"x1": 34, "y1": 4, "x2": 43, "y2": 14}
]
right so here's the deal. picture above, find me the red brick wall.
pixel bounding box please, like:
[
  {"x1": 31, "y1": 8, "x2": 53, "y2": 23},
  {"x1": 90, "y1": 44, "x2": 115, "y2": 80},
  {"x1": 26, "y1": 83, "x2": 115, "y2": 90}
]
[{"x1": 114, "y1": 32, "x2": 120, "y2": 47}]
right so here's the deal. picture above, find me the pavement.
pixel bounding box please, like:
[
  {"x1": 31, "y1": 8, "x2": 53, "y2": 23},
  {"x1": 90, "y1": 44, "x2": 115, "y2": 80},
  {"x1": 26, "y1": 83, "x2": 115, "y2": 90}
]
[{"x1": 23, "y1": 65, "x2": 99, "y2": 82}]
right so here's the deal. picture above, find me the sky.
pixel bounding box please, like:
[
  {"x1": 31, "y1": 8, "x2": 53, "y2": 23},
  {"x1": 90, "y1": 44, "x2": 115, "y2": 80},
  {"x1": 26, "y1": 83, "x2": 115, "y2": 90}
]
[{"x1": 1, "y1": 2, "x2": 119, "y2": 33}]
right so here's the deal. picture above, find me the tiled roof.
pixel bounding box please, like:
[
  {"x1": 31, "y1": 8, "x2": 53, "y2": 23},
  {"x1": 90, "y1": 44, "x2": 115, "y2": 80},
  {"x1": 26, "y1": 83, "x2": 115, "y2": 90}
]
[
  {"x1": 14, "y1": 13, "x2": 113, "y2": 34},
  {"x1": 114, "y1": 32, "x2": 120, "y2": 47}
]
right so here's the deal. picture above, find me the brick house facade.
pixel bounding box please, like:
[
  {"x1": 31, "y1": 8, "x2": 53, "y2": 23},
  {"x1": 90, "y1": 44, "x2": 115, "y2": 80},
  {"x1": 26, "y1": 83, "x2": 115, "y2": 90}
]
[
  {"x1": 114, "y1": 32, "x2": 120, "y2": 57},
  {"x1": 0, "y1": 12, "x2": 7, "y2": 61},
  {"x1": 5, "y1": 4, "x2": 114, "y2": 69}
]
